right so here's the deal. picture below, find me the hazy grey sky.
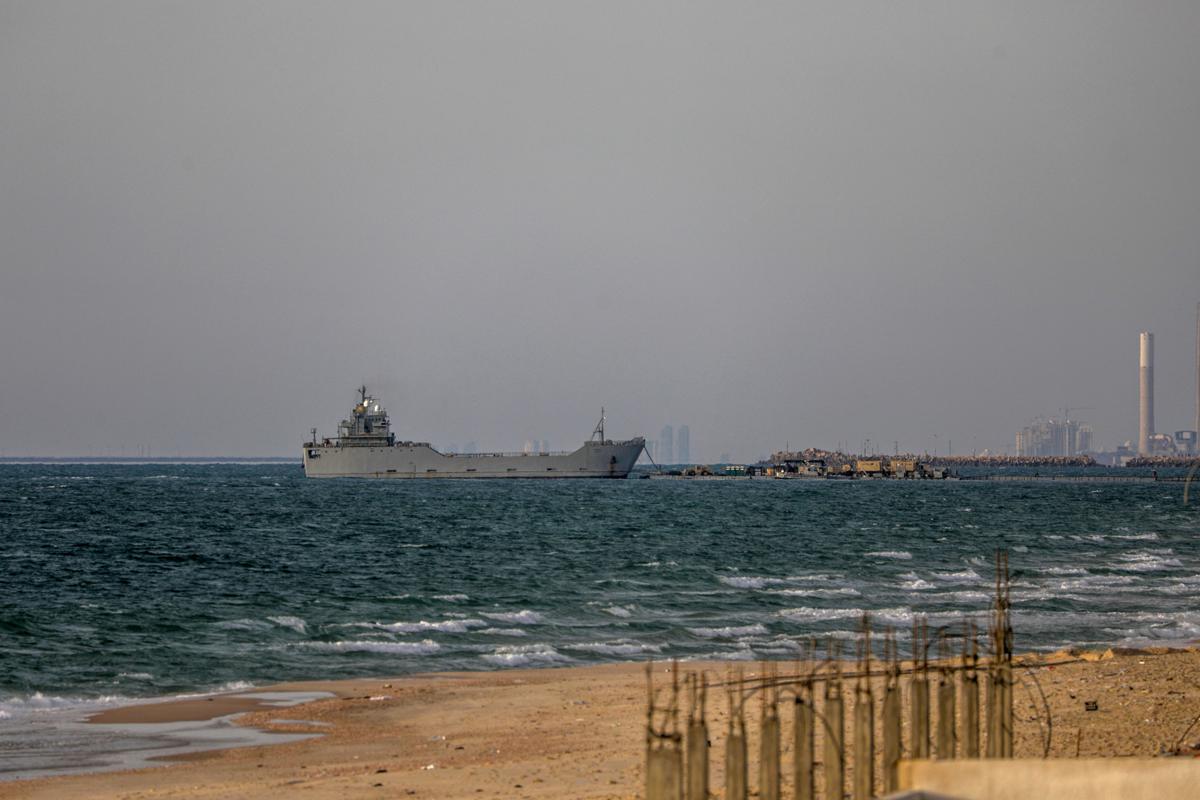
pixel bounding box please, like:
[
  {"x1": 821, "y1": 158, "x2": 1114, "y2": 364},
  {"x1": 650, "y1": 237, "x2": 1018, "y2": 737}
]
[{"x1": 2, "y1": 2, "x2": 1198, "y2": 459}]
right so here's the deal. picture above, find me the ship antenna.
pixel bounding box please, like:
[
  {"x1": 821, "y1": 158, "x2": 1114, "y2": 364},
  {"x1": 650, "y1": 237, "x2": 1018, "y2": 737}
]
[
  {"x1": 358, "y1": 384, "x2": 367, "y2": 406},
  {"x1": 592, "y1": 407, "x2": 606, "y2": 443}
]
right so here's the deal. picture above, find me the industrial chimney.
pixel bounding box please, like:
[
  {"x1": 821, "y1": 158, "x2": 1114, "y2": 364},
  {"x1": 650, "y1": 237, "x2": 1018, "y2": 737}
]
[
  {"x1": 1195, "y1": 303, "x2": 1199, "y2": 437},
  {"x1": 1139, "y1": 331, "x2": 1154, "y2": 456}
]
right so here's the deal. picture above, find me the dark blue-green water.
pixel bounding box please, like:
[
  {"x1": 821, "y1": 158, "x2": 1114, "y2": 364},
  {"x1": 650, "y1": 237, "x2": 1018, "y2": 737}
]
[{"x1": 2, "y1": 464, "x2": 1198, "y2": 712}]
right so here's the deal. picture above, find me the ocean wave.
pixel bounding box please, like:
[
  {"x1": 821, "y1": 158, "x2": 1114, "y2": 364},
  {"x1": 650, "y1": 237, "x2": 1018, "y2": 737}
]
[
  {"x1": 602, "y1": 605, "x2": 635, "y2": 618},
  {"x1": 300, "y1": 640, "x2": 441, "y2": 655},
  {"x1": 719, "y1": 576, "x2": 788, "y2": 589},
  {"x1": 900, "y1": 578, "x2": 936, "y2": 590},
  {"x1": 481, "y1": 644, "x2": 571, "y2": 666},
  {"x1": 0, "y1": 692, "x2": 129, "y2": 720},
  {"x1": 921, "y1": 590, "x2": 990, "y2": 603},
  {"x1": 348, "y1": 619, "x2": 485, "y2": 634},
  {"x1": 478, "y1": 627, "x2": 528, "y2": 637},
  {"x1": 432, "y1": 594, "x2": 469, "y2": 601},
  {"x1": 777, "y1": 606, "x2": 914, "y2": 624},
  {"x1": 1038, "y1": 566, "x2": 1089, "y2": 576},
  {"x1": 481, "y1": 610, "x2": 544, "y2": 624},
  {"x1": 931, "y1": 569, "x2": 981, "y2": 582},
  {"x1": 267, "y1": 616, "x2": 308, "y2": 634},
  {"x1": 687, "y1": 623, "x2": 769, "y2": 639},
  {"x1": 214, "y1": 618, "x2": 271, "y2": 631},
  {"x1": 213, "y1": 680, "x2": 256, "y2": 693},
  {"x1": 564, "y1": 640, "x2": 662, "y2": 656},
  {"x1": 865, "y1": 551, "x2": 912, "y2": 560},
  {"x1": 765, "y1": 587, "x2": 862, "y2": 598},
  {"x1": 1112, "y1": 552, "x2": 1183, "y2": 572}
]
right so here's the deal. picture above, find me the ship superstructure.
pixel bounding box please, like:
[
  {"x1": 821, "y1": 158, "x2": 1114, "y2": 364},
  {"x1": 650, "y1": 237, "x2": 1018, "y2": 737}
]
[{"x1": 303, "y1": 387, "x2": 644, "y2": 479}]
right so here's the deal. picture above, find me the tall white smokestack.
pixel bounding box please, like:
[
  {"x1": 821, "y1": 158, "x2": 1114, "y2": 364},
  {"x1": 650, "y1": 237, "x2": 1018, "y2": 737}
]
[
  {"x1": 1195, "y1": 302, "x2": 1199, "y2": 437},
  {"x1": 1139, "y1": 331, "x2": 1154, "y2": 455}
]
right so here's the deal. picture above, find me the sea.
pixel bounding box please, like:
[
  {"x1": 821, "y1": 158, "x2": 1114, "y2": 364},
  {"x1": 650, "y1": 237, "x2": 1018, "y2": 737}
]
[{"x1": 1, "y1": 462, "x2": 1197, "y2": 777}]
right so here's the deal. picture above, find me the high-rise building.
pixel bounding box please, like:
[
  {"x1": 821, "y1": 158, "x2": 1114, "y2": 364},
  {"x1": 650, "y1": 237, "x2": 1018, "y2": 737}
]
[
  {"x1": 1015, "y1": 416, "x2": 1091, "y2": 457},
  {"x1": 659, "y1": 425, "x2": 674, "y2": 464},
  {"x1": 677, "y1": 425, "x2": 690, "y2": 464},
  {"x1": 1075, "y1": 425, "x2": 1093, "y2": 454},
  {"x1": 1139, "y1": 331, "x2": 1154, "y2": 456}
]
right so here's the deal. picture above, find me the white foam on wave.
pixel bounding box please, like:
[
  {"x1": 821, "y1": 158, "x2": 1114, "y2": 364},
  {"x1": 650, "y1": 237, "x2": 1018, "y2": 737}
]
[
  {"x1": 565, "y1": 640, "x2": 662, "y2": 656},
  {"x1": 687, "y1": 623, "x2": 769, "y2": 639},
  {"x1": 765, "y1": 587, "x2": 862, "y2": 598},
  {"x1": 215, "y1": 618, "x2": 271, "y2": 632},
  {"x1": 267, "y1": 616, "x2": 308, "y2": 634},
  {"x1": 921, "y1": 590, "x2": 990, "y2": 603},
  {"x1": 214, "y1": 680, "x2": 256, "y2": 692},
  {"x1": 900, "y1": 578, "x2": 936, "y2": 591},
  {"x1": 603, "y1": 605, "x2": 635, "y2": 618},
  {"x1": 481, "y1": 644, "x2": 571, "y2": 666},
  {"x1": 777, "y1": 606, "x2": 914, "y2": 624},
  {"x1": 349, "y1": 618, "x2": 486, "y2": 634},
  {"x1": 684, "y1": 644, "x2": 757, "y2": 662},
  {"x1": 478, "y1": 627, "x2": 528, "y2": 637},
  {"x1": 0, "y1": 692, "x2": 129, "y2": 721},
  {"x1": 1112, "y1": 552, "x2": 1183, "y2": 572},
  {"x1": 1038, "y1": 566, "x2": 1089, "y2": 576},
  {"x1": 432, "y1": 594, "x2": 469, "y2": 601},
  {"x1": 931, "y1": 569, "x2": 981, "y2": 582},
  {"x1": 865, "y1": 551, "x2": 912, "y2": 560},
  {"x1": 481, "y1": 610, "x2": 544, "y2": 624},
  {"x1": 1113, "y1": 532, "x2": 1159, "y2": 541},
  {"x1": 301, "y1": 640, "x2": 441, "y2": 655},
  {"x1": 719, "y1": 576, "x2": 787, "y2": 589}
]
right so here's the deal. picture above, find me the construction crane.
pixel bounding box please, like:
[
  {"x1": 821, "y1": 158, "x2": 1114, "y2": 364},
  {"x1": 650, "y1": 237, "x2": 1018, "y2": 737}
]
[{"x1": 1062, "y1": 406, "x2": 1094, "y2": 421}]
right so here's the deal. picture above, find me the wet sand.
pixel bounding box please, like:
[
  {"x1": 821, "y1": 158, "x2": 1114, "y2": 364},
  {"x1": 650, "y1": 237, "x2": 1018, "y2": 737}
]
[{"x1": 3, "y1": 648, "x2": 1199, "y2": 799}]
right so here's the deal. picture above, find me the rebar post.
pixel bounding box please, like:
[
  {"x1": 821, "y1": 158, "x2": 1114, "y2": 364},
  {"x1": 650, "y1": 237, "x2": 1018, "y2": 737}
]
[
  {"x1": 725, "y1": 671, "x2": 748, "y2": 800},
  {"x1": 646, "y1": 661, "x2": 683, "y2": 800},
  {"x1": 882, "y1": 632, "x2": 903, "y2": 793},
  {"x1": 910, "y1": 618, "x2": 930, "y2": 759},
  {"x1": 853, "y1": 616, "x2": 875, "y2": 800},
  {"x1": 936, "y1": 634, "x2": 957, "y2": 759},
  {"x1": 759, "y1": 664, "x2": 781, "y2": 800},
  {"x1": 794, "y1": 665, "x2": 816, "y2": 800},
  {"x1": 824, "y1": 644, "x2": 845, "y2": 800},
  {"x1": 961, "y1": 622, "x2": 980, "y2": 758},
  {"x1": 685, "y1": 673, "x2": 708, "y2": 800}
]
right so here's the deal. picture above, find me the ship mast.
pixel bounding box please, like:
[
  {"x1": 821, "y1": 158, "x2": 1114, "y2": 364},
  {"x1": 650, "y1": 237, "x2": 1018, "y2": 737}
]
[{"x1": 592, "y1": 407, "x2": 606, "y2": 443}]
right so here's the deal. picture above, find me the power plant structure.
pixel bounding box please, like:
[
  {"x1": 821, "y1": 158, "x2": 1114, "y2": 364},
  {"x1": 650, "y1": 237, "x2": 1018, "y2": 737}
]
[{"x1": 1139, "y1": 331, "x2": 1154, "y2": 456}]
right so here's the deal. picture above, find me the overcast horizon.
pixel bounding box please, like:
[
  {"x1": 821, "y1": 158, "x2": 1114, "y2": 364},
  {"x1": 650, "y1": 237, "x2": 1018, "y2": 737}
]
[{"x1": 2, "y1": 2, "x2": 1198, "y2": 460}]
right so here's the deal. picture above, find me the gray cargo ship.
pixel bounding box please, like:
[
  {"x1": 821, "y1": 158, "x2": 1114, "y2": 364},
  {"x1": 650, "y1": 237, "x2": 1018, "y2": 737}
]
[{"x1": 303, "y1": 387, "x2": 644, "y2": 479}]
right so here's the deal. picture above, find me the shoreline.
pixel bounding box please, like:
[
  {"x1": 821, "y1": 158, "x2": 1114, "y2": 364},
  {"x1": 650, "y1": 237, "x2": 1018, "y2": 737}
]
[{"x1": 3, "y1": 644, "x2": 1199, "y2": 798}]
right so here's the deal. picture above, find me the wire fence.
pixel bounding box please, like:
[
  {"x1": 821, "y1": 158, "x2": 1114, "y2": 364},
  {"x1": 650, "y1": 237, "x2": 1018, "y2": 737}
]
[{"x1": 647, "y1": 551, "x2": 1024, "y2": 799}]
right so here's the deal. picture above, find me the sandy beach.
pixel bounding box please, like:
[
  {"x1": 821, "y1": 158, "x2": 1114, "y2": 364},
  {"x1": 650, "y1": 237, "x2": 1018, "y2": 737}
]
[{"x1": 3, "y1": 647, "x2": 1199, "y2": 799}]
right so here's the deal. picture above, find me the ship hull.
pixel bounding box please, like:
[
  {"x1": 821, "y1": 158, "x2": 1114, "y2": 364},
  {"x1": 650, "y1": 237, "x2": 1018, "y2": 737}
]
[{"x1": 302, "y1": 440, "x2": 644, "y2": 479}]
